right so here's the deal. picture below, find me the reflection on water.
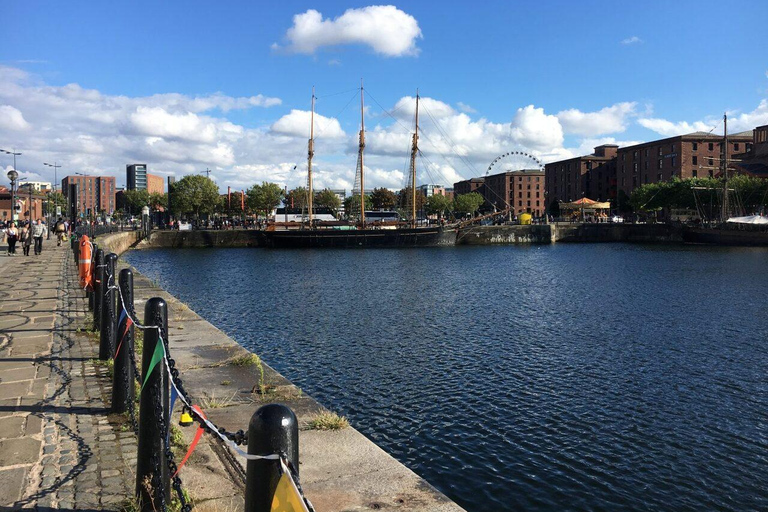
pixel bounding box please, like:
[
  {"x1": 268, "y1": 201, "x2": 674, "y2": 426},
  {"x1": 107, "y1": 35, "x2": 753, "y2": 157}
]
[{"x1": 126, "y1": 244, "x2": 768, "y2": 512}]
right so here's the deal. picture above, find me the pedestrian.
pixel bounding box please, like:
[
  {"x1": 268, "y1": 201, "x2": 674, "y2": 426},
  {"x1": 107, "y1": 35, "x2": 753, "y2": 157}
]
[
  {"x1": 31, "y1": 218, "x2": 47, "y2": 255},
  {"x1": 4, "y1": 222, "x2": 18, "y2": 255},
  {"x1": 20, "y1": 221, "x2": 33, "y2": 256},
  {"x1": 54, "y1": 217, "x2": 67, "y2": 246}
]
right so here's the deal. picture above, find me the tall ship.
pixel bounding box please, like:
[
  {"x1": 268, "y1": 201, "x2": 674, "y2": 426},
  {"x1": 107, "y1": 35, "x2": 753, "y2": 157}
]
[
  {"x1": 681, "y1": 114, "x2": 768, "y2": 246},
  {"x1": 261, "y1": 84, "x2": 458, "y2": 248}
]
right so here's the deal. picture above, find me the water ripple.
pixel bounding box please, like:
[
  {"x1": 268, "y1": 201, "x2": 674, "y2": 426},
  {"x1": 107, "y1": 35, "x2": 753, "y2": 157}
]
[{"x1": 126, "y1": 244, "x2": 768, "y2": 512}]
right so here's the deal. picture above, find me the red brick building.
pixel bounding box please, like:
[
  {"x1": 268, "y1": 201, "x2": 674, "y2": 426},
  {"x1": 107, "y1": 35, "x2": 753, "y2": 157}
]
[
  {"x1": 147, "y1": 173, "x2": 165, "y2": 195},
  {"x1": 454, "y1": 177, "x2": 485, "y2": 197},
  {"x1": 735, "y1": 124, "x2": 768, "y2": 177},
  {"x1": 616, "y1": 131, "x2": 753, "y2": 196},
  {"x1": 483, "y1": 169, "x2": 545, "y2": 216},
  {"x1": 61, "y1": 175, "x2": 117, "y2": 216},
  {"x1": 545, "y1": 145, "x2": 618, "y2": 208},
  {"x1": 0, "y1": 186, "x2": 46, "y2": 223}
]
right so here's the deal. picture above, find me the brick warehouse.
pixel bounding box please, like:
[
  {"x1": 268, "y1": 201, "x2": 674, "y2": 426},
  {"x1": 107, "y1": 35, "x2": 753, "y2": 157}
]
[
  {"x1": 61, "y1": 175, "x2": 116, "y2": 216},
  {"x1": 616, "y1": 130, "x2": 753, "y2": 196},
  {"x1": 545, "y1": 145, "x2": 618, "y2": 206},
  {"x1": 453, "y1": 177, "x2": 485, "y2": 196},
  {"x1": 483, "y1": 169, "x2": 546, "y2": 216}
]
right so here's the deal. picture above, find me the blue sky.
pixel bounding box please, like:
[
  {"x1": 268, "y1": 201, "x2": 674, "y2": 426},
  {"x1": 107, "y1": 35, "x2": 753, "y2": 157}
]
[{"x1": 2, "y1": 0, "x2": 767, "y2": 191}]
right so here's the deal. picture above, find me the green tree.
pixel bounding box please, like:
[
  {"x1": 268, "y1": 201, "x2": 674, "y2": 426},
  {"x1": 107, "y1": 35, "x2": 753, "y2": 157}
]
[
  {"x1": 285, "y1": 187, "x2": 309, "y2": 210},
  {"x1": 123, "y1": 189, "x2": 151, "y2": 213},
  {"x1": 170, "y1": 175, "x2": 221, "y2": 217},
  {"x1": 454, "y1": 192, "x2": 485, "y2": 216},
  {"x1": 247, "y1": 182, "x2": 284, "y2": 219},
  {"x1": 397, "y1": 187, "x2": 426, "y2": 211},
  {"x1": 370, "y1": 187, "x2": 398, "y2": 210},
  {"x1": 44, "y1": 192, "x2": 67, "y2": 216},
  {"x1": 222, "y1": 190, "x2": 247, "y2": 216},
  {"x1": 343, "y1": 194, "x2": 374, "y2": 219},
  {"x1": 149, "y1": 192, "x2": 167, "y2": 210},
  {"x1": 425, "y1": 194, "x2": 453, "y2": 218},
  {"x1": 315, "y1": 188, "x2": 341, "y2": 216}
]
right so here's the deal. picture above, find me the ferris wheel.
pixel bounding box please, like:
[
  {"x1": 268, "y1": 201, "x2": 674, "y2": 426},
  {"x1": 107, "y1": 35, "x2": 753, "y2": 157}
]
[{"x1": 486, "y1": 151, "x2": 544, "y2": 175}]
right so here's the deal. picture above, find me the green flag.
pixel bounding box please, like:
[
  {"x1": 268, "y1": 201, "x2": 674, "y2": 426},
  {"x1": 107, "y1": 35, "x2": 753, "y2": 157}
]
[{"x1": 140, "y1": 337, "x2": 166, "y2": 392}]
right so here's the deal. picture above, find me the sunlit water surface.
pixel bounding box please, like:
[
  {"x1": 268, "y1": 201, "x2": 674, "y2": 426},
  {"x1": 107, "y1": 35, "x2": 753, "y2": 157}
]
[{"x1": 125, "y1": 244, "x2": 768, "y2": 512}]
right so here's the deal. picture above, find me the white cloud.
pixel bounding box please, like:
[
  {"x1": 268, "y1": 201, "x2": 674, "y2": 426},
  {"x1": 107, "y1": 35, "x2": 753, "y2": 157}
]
[
  {"x1": 456, "y1": 102, "x2": 476, "y2": 114},
  {"x1": 328, "y1": 59, "x2": 342, "y2": 66},
  {"x1": 270, "y1": 110, "x2": 346, "y2": 139},
  {"x1": 0, "y1": 105, "x2": 31, "y2": 131},
  {"x1": 621, "y1": 36, "x2": 643, "y2": 45},
  {"x1": 638, "y1": 118, "x2": 715, "y2": 136},
  {"x1": 557, "y1": 102, "x2": 637, "y2": 136},
  {"x1": 510, "y1": 105, "x2": 564, "y2": 152},
  {"x1": 274, "y1": 6, "x2": 422, "y2": 57}
]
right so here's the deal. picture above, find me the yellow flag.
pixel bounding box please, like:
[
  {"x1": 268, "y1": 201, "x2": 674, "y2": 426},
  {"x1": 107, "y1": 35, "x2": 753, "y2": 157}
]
[{"x1": 271, "y1": 461, "x2": 310, "y2": 512}]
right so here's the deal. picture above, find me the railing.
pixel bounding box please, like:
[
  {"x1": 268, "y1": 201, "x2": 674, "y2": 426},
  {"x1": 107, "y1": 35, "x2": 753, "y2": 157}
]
[{"x1": 71, "y1": 235, "x2": 312, "y2": 512}]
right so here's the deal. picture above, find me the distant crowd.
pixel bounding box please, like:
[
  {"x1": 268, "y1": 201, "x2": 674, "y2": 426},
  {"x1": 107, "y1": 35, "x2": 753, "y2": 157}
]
[{"x1": 2, "y1": 218, "x2": 71, "y2": 256}]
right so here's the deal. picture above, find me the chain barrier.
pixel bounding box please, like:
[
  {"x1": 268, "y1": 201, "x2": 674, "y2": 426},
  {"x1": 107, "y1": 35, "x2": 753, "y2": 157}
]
[{"x1": 87, "y1": 253, "x2": 314, "y2": 511}]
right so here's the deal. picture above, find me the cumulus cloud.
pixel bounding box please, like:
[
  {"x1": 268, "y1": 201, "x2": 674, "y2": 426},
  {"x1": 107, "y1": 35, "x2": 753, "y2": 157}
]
[
  {"x1": 510, "y1": 105, "x2": 564, "y2": 152},
  {"x1": 270, "y1": 110, "x2": 346, "y2": 139},
  {"x1": 638, "y1": 100, "x2": 768, "y2": 137},
  {"x1": 621, "y1": 36, "x2": 643, "y2": 45},
  {"x1": 557, "y1": 102, "x2": 637, "y2": 136},
  {"x1": 0, "y1": 105, "x2": 31, "y2": 131},
  {"x1": 274, "y1": 5, "x2": 422, "y2": 57},
  {"x1": 637, "y1": 118, "x2": 714, "y2": 137}
]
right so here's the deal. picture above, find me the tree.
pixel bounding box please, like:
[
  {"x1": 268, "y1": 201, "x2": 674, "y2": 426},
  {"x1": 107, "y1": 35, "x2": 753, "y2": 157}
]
[
  {"x1": 223, "y1": 190, "x2": 247, "y2": 216},
  {"x1": 149, "y1": 192, "x2": 167, "y2": 210},
  {"x1": 315, "y1": 189, "x2": 341, "y2": 216},
  {"x1": 170, "y1": 175, "x2": 221, "y2": 217},
  {"x1": 454, "y1": 192, "x2": 484, "y2": 216},
  {"x1": 425, "y1": 194, "x2": 453, "y2": 218},
  {"x1": 123, "y1": 189, "x2": 151, "y2": 213},
  {"x1": 247, "y1": 182, "x2": 284, "y2": 219},
  {"x1": 370, "y1": 187, "x2": 397, "y2": 210},
  {"x1": 285, "y1": 187, "x2": 309, "y2": 210},
  {"x1": 44, "y1": 192, "x2": 67, "y2": 216},
  {"x1": 343, "y1": 194, "x2": 374, "y2": 220},
  {"x1": 397, "y1": 187, "x2": 426, "y2": 211}
]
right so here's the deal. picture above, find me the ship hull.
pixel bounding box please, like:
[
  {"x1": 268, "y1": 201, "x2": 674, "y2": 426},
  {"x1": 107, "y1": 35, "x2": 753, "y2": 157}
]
[
  {"x1": 682, "y1": 226, "x2": 768, "y2": 246},
  {"x1": 261, "y1": 226, "x2": 457, "y2": 248}
]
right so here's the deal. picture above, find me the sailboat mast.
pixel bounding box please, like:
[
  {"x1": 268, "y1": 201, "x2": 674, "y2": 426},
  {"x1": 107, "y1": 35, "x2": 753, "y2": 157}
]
[
  {"x1": 308, "y1": 87, "x2": 315, "y2": 224},
  {"x1": 721, "y1": 112, "x2": 728, "y2": 222},
  {"x1": 359, "y1": 80, "x2": 366, "y2": 225},
  {"x1": 410, "y1": 91, "x2": 419, "y2": 226}
]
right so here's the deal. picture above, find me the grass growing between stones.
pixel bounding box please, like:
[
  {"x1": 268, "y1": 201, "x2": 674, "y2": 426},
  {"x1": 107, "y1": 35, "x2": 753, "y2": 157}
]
[
  {"x1": 89, "y1": 358, "x2": 114, "y2": 379},
  {"x1": 307, "y1": 411, "x2": 349, "y2": 431},
  {"x1": 199, "y1": 391, "x2": 239, "y2": 409}
]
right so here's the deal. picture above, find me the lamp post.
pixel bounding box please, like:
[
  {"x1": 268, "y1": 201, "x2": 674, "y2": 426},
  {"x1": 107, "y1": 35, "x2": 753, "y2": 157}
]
[
  {"x1": 44, "y1": 162, "x2": 61, "y2": 239},
  {"x1": 7, "y1": 170, "x2": 18, "y2": 222}
]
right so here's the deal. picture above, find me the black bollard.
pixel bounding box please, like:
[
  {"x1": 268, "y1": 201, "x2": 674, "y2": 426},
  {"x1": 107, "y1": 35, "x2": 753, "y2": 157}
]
[
  {"x1": 99, "y1": 253, "x2": 117, "y2": 360},
  {"x1": 112, "y1": 268, "x2": 135, "y2": 413},
  {"x1": 92, "y1": 249, "x2": 104, "y2": 330},
  {"x1": 244, "y1": 404, "x2": 299, "y2": 512},
  {"x1": 136, "y1": 298, "x2": 170, "y2": 511}
]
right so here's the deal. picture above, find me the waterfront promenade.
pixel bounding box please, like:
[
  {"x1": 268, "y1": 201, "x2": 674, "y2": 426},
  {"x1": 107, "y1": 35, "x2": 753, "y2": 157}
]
[{"x1": 0, "y1": 238, "x2": 465, "y2": 511}]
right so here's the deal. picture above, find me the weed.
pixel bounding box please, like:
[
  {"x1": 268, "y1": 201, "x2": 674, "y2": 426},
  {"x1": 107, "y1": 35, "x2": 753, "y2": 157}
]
[
  {"x1": 88, "y1": 358, "x2": 114, "y2": 379},
  {"x1": 307, "y1": 411, "x2": 349, "y2": 431},
  {"x1": 199, "y1": 391, "x2": 238, "y2": 409},
  {"x1": 229, "y1": 353, "x2": 260, "y2": 367},
  {"x1": 220, "y1": 380, "x2": 231, "y2": 386}
]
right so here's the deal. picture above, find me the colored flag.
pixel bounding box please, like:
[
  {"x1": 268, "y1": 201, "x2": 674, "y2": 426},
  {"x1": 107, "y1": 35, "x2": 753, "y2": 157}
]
[
  {"x1": 140, "y1": 339, "x2": 165, "y2": 392},
  {"x1": 271, "y1": 459, "x2": 310, "y2": 512}
]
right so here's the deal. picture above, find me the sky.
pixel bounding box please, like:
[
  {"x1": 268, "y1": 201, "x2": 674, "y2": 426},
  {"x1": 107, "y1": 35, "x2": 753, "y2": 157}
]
[{"x1": 2, "y1": 0, "x2": 767, "y2": 192}]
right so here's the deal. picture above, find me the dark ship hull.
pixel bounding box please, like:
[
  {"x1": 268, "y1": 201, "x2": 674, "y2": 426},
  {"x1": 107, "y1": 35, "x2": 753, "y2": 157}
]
[
  {"x1": 682, "y1": 226, "x2": 768, "y2": 246},
  {"x1": 261, "y1": 225, "x2": 457, "y2": 248}
]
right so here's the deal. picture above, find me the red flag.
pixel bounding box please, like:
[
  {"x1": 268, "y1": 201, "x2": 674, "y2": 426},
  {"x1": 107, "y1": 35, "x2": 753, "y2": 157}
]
[
  {"x1": 241, "y1": 190, "x2": 245, "y2": 211},
  {"x1": 172, "y1": 405, "x2": 207, "y2": 478}
]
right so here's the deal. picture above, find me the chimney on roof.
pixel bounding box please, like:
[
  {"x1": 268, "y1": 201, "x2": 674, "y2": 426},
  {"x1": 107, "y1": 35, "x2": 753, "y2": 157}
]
[{"x1": 594, "y1": 144, "x2": 619, "y2": 158}]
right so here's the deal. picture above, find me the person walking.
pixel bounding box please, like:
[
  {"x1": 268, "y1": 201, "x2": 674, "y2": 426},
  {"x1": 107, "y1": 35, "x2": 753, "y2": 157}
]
[
  {"x1": 20, "y1": 221, "x2": 33, "y2": 256},
  {"x1": 54, "y1": 217, "x2": 67, "y2": 246},
  {"x1": 31, "y1": 219, "x2": 47, "y2": 255},
  {"x1": 4, "y1": 222, "x2": 18, "y2": 255}
]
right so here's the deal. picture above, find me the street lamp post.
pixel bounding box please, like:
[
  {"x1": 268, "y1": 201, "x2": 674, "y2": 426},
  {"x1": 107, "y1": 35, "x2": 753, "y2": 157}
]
[
  {"x1": 6, "y1": 170, "x2": 18, "y2": 222},
  {"x1": 44, "y1": 162, "x2": 61, "y2": 239}
]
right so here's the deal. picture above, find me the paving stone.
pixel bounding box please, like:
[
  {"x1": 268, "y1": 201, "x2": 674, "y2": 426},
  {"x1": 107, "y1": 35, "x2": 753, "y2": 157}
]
[
  {"x1": 0, "y1": 415, "x2": 26, "y2": 438},
  {"x1": 0, "y1": 467, "x2": 27, "y2": 504},
  {"x1": 0, "y1": 437, "x2": 41, "y2": 465}
]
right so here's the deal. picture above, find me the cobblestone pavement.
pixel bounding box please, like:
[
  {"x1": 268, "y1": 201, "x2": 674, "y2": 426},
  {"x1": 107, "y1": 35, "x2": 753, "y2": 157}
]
[{"x1": 0, "y1": 243, "x2": 136, "y2": 511}]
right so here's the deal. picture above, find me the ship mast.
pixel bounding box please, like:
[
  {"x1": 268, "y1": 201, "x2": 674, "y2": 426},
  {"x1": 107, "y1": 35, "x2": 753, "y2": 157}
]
[
  {"x1": 721, "y1": 112, "x2": 728, "y2": 222},
  {"x1": 359, "y1": 80, "x2": 366, "y2": 225},
  {"x1": 409, "y1": 91, "x2": 419, "y2": 227},
  {"x1": 307, "y1": 87, "x2": 315, "y2": 225}
]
